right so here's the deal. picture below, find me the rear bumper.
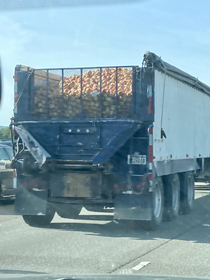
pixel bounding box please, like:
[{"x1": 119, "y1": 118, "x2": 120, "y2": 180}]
[
  {"x1": 0, "y1": 177, "x2": 16, "y2": 200},
  {"x1": 0, "y1": 194, "x2": 15, "y2": 200},
  {"x1": 114, "y1": 193, "x2": 152, "y2": 221}
]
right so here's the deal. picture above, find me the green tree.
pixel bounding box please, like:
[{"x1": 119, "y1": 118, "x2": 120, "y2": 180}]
[{"x1": 0, "y1": 127, "x2": 11, "y2": 141}]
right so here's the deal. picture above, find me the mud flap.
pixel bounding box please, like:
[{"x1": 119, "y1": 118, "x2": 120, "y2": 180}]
[
  {"x1": 114, "y1": 193, "x2": 152, "y2": 221},
  {"x1": 15, "y1": 187, "x2": 48, "y2": 215}
]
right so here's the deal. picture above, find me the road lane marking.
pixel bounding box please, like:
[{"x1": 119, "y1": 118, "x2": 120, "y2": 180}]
[
  {"x1": 121, "y1": 269, "x2": 133, "y2": 274},
  {"x1": 132, "y1": 261, "x2": 150, "y2": 271}
]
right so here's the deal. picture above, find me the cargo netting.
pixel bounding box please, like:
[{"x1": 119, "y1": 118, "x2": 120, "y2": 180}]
[{"x1": 31, "y1": 67, "x2": 133, "y2": 119}]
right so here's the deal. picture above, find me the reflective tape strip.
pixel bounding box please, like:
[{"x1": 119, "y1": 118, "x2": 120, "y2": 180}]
[
  {"x1": 148, "y1": 127, "x2": 153, "y2": 185},
  {"x1": 149, "y1": 127, "x2": 153, "y2": 163},
  {"x1": 147, "y1": 85, "x2": 153, "y2": 114},
  {"x1": 14, "y1": 83, "x2": 17, "y2": 93},
  {"x1": 14, "y1": 92, "x2": 18, "y2": 103},
  {"x1": 149, "y1": 173, "x2": 153, "y2": 185},
  {"x1": 14, "y1": 71, "x2": 18, "y2": 113},
  {"x1": 14, "y1": 71, "x2": 17, "y2": 82},
  {"x1": 148, "y1": 97, "x2": 153, "y2": 114},
  {"x1": 149, "y1": 127, "x2": 153, "y2": 146},
  {"x1": 149, "y1": 162, "x2": 153, "y2": 170}
]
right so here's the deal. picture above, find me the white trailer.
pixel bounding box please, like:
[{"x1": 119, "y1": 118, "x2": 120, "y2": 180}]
[{"x1": 154, "y1": 70, "x2": 210, "y2": 164}]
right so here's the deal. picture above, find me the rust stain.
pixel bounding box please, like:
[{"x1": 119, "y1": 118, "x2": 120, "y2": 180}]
[{"x1": 63, "y1": 173, "x2": 91, "y2": 197}]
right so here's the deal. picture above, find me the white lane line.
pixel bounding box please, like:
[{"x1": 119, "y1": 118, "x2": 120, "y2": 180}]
[{"x1": 132, "y1": 261, "x2": 150, "y2": 271}]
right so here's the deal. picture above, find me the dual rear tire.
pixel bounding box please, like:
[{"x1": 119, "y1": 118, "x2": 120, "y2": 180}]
[
  {"x1": 146, "y1": 177, "x2": 164, "y2": 230},
  {"x1": 149, "y1": 172, "x2": 194, "y2": 229}
]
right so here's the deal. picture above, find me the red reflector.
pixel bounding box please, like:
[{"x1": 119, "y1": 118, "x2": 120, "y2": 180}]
[
  {"x1": 14, "y1": 92, "x2": 18, "y2": 103},
  {"x1": 149, "y1": 146, "x2": 153, "y2": 162},
  {"x1": 149, "y1": 127, "x2": 153, "y2": 134},
  {"x1": 13, "y1": 169, "x2": 17, "y2": 178},
  {"x1": 136, "y1": 184, "x2": 142, "y2": 191},
  {"x1": 199, "y1": 154, "x2": 201, "y2": 157},
  {"x1": 14, "y1": 71, "x2": 17, "y2": 82},
  {"x1": 186, "y1": 154, "x2": 189, "y2": 158},
  {"x1": 114, "y1": 184, "x2": 120, "y2": 190},
  {"x1": 149, "y1": 173, "x2": 153, "y2": 181},
  {"x1": 14, "y1": 129, "x2": 18, "y2": 137},
  {"x1": 22, "y1": 182, "x2": 28, "y2": 188},
  {"x1": 148, "y1": 97, "x2": 153, "y2": 114}
]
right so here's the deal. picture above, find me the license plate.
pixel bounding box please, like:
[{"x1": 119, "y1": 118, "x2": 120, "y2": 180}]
[{"x1": 129, "y1": 155, "x2": 147, "y2": 165}]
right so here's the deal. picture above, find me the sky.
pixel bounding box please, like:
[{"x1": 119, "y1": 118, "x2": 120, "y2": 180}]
[{"x1": 0, "y1": 0, "x2": 210, "y2": 126}]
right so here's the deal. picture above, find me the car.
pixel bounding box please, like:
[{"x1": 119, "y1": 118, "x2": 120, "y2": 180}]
[{"x1": 0, "y1": 144, "x2": 16, "y2": 201}]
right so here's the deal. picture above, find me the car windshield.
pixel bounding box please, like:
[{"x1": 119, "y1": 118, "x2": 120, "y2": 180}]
[
  {"x1": 0, "y1": 147, "x2": 9, "y2": 160},
  {"x1": 0, "y1": 1, "x2": 210, "y2": 279},
  {"x1": 5, "y1": 147, "x2": 13, "y2": 160}
]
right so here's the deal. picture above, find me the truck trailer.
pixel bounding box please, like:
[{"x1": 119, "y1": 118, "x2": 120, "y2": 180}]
[{"x1": 10, "y1": 51, "x2": 210, "y2": 229}]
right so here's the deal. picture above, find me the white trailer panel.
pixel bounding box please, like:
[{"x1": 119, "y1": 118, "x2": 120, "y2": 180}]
[{"x1": 153, "y1": 70, "x2": 210, "y2": 162}]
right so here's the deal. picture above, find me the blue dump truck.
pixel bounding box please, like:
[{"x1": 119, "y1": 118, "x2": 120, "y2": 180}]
[{"x1": 10, "y1": 52, "x2": 210, "y2": 229}]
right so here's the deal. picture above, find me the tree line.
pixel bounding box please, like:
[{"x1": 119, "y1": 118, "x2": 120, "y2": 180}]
[{"x1": 0, "y1": 127, "x2": 11, "y2": 141}]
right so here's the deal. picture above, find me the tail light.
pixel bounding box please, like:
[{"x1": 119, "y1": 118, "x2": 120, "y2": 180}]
[
  {"x1": 13, "y1": 169, "x2": 17, "y2": 189},
  {"x1": 132, "y1": 183, "x2": 142, "y2": 193},
  {"x1": 22, "y1": 182, "x2": 28, "y2": 188},
  {"x1": 114, "y1": 184, "x2": 120, "y2": 191},
  {"x1": 136, "y1": 184, "x2": 142, "y2": 191}
]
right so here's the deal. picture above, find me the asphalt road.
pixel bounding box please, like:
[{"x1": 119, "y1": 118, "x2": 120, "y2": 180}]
[{"x1": 0, "y1": 183, "x2": 210, "y2": 278}]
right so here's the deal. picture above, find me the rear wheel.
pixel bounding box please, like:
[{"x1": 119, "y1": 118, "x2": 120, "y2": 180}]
[
  {"x1": 180, "y1": 172, "x2": 194, "y2": 214},
  {"x1": 146, "y1": 177, "x2": 164, "y2": 230},
  {"x1": 23, "y1": 204, "x2": 55, "y2": 227},
  {"x1": 163, "y1": 174, "x2": 180, "y2": 221}
]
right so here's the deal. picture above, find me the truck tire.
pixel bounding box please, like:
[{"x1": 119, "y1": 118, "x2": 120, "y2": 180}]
[
  {"x1": 163, "y1": 174, "x2": 180, "y2": 221},
  {"x1": 56, "y1": 204, "x2": 82, "y2": 219},
  {"x1": 146, "y1": 176, "x2": 164, "y2": 230},
  {"x1": 22, "y1": 204, "x2": 55, "y2": 227},
  {"x1": 180, "y1": 172, "x2": 194, "y2": 214}
]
